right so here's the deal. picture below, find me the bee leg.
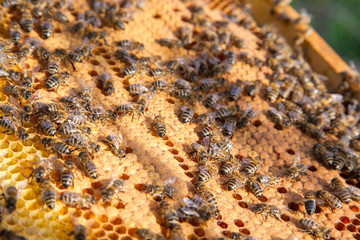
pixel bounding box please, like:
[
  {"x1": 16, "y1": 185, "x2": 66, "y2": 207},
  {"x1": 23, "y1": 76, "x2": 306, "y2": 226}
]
[
  {"x1": 272, "y1": 212, "x2": 280, "y2": 220},
  {"x1": 67, "y1": 59, "x2": 76, "y2": 71}
]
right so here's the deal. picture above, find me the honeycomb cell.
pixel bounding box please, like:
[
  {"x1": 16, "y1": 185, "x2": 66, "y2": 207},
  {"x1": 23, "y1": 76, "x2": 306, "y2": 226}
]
[
  {"x1": 350, "y1": 205, "x2": 360, "y2": 212},
  {"x1": 102, "y1": 223, "x2": 114, "y2": 231},
  {"x1": 110, "y1": 217, "x2": 122, "y2": 225},
  {"x1": 94, "y1": 230, "x2": 106, "y2": 238},
  {"x1": 99, "y1": 215, "x2": 109, "y2": 223},
  {"x1": 90, "y1": 60, "x2": 100, "y2": 65},
  {"x1": 340, "y1": 216, "x2": 350, "y2": 224},
  {"x1": 114, "y1": 202, "x2": 125, "y2": 209},
  {"x1": 217, "y1": 221, "x2": 228, "y2": 229},
  {"x1": 238, "y1": 202, "x2": 248, "y2": 208},
  {"x1": 288, "y1": 202, "x2": 299, "y2": 211},
  {"x1": 353, "y1": 219, "x2": 360, "y2": 226},
  {"x1": 280, "y1": 214, "x2": 290, "y2": 221},
  {"x1": 88, "y1": 70, "x2": 98, "y2": 76},
  {"x1": 348, "y1": 224, "x2": 357, "y2": 232},
  {"x1": 166, "y1": 141, "x2": 174, "y2": 147},
  {"x1": 10, "y1": 142, "x2": 23, "y2": 152},
  {"x1": 174, "y1": 156, "x2": 184, "y2": 162},
  {"x1": 233, "y1": 194, "x2": 242, "y2": 200},
  {"x1": 116, "y1": 226, "x2": 127, "y2": 234},
  {"x1": 240, "y1": 228, "x2": 250, "y2": 235},
  {"x1": 335, "y1": 222, "x2": 346, "y2": 231},
  {"x1": 354, "y1": 234, "x2": 360, "y2": 240},
  {"x1": 234, "y1": 220, "x2": 244, "y2": 227},
  {"x1": 170, "y1": 149, "x2": 179, "y2": 155},
  {"x1": 277, "y1": 187, "x2": 287, "y2": 194},
  {"x1": 194, "y1": 228, "x2": 205, "y2": 237},
  {"x1": 128, "y1": 228, "x2": 138, "y2": 237},
  {"x1": 108, "y1": 232, "x2": 120, "y2": 240},
  {"x1": 83, "y1": 211, "x2": 95, "y2": 220}
]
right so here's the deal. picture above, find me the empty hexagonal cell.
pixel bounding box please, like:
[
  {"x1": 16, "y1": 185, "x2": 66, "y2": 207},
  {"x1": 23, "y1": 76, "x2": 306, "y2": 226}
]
[
  {"x1": 115, "y1": 226, "x2": 127, "y2": 234},
  {"x1": 102, "y1": 223, "x2": 114, "y2": 231},
  {"x1": 334, "y1": 222, "x2": 346, "y2": 231},
  {"x1": 340, "y1": 216, "x2": 350, "y2": 224},
  {"x1": 108, "y1": 232, "x2": 119, "y2": 240},
  {"x1": 83, "y1": 211, "x2": 96, "y2": 220},
  {"x1": 94, "y1": 229, "x2": 106, "y2": 238},
  {"x1": 10, "y1": 142, "x2": 23, "y2": 152}
]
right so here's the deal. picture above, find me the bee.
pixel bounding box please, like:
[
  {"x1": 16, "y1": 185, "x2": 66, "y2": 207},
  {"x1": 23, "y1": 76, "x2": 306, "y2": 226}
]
[
  {"x1": 99, "y1": 72, "x2": 115, "y2": 96},
  {"x1": 189, "y1": 138, "x2": 210, "y2": 165},
  {"x1": 8, "y1": 21, "x2": 22, "y2": 45},
  {"x1": 46, "y1": 72, "x2": 69, "y2": 91},
  {"x1": 19, "y1": 6, "x2": 33, "y2": 32},
  {"x1": 46, "y1": 54, "x2": 62, "y2": 75},
  {"x1": 194, "y1": 182, "x2": 219, "y2": 217},
  {"x1": 253, "y1": 203, "x2": 281, "y2": 220},
  {"x1": 266, "y1": 108, "x2": 290, "y2": 127},
  {"x1": 4, "y1": 85, "x2": 33, "y2": 105},
  {"x1": 244, "y1": 154, "x2": 262, "y2": 175},
  {"x1": 145, "y1": 178, "x2": 177, "y2": 199},
  {"x1": 299, "y1": 218, "x2": 331, "y2": 240},
  {"x1": 68, "y1": 45, "x2": 93, "y2": 63},
  {"x1": 245, "y1": 80, "x2": 261, "y2": 97},
  {"x1": 0, "y1": 229, "x2": 28, "y2": 240},
  {"x1": 42, "y1": 137, "x2": 73, "y2": 158},
  {"x1": 66, "y1": 134, "x2": 89, "y2": 149},
  {"x1": 104, "y1": 133, "x2": 126, "y2": 158},
  {"x1": 179, "y1": 106, "x2": 194, "y2": 123},
  {"x1": 220, "y1": 158, "x2": 241, "y2": 175},
  {"x1": 77, "y1": 79, "x2": 94, "y2": 104},
  {"x1": 312, "y1": 144, "x2": 334, "y2": 167},
  {"x1": 136, "y1": 229, "x2": 166, "y2": 240},
  {"x1": 29, "y1": 156, "x2": 52, "y2": 183},
  {"x1": 86, "y1": 31, "x2": 109, "y2": 45},
  {"x1": 72, "y1": 225, "x2": 87, "y2": 240},
  {"x1": 179, "y1": 195, "x2": 211, "y2": 223},
  {"x1": 0, "y1": 115, "x2": 18, "y2": 134},
  {"x1": 198, "y1": 162, "x2": 218, "y2": 183},
  {"x1": 279, "y1": 100, "x2": 303, "y2": 115},
  {"x1": 87, "y1": 104, "x2": 109, "y2": 123},
  {"x1": 299, "y1": 122, "x2": 326, "y2": 140},
  {"x1": 60, "y1": 159, "x2": 76, "y2": 188},
  {"x1": 0, "y1": 97, "x2": 30, "y2": 124},
  {"x1": 39, "y1": 178, "x2": 56, "y2": 209},
  {"x1": 160, "y1": 200, "x2": 180, "y2": 229},
  {"x1": 1, "y1": 181, "x2": 26, "y2": 214},
  {"x1": 227, "y1": 171, "x2": 248, "y2": 191},
  {"x1": 230, "y1": 35, "x2": 246, "y2": 49},
  {"x1": 37, "y1": 114, "x2": 56, "y2": 136},
  {"x1": 21, "y1": 64, "x2": 40, "y2": 89},
  {"x1": 127, "y1": 83, "x2": 148, "y2": 95},
  {"x1": 199, "y1": 78, "x2": 224, "y2": 92},
  {"x1": 60, "y1": 96, "x2": 81, "y2": 110},
  {"x1": 256, "y1": 173, "x2": 280, "y2": 189},
  {"x1": 330, "y1": 178, "x2": 351, "y2": 204},
  {"x1": 169, "y1": 224, "x2": 185, "y2": 240},
  {"x1": 57, "y1": 121, "x2": 81, "y2": 137},
  {"x1": 77, "y1": 151, "x2": 97, "y2": 179},
  {"x1": 60, "y1": 191, "x2": 95, "y2": 209},
  {"x1": 31, "y1": 7, "x2": 43, "y2": 19},
  {"x1": 279, "y1": 77, "x2": 296, "y2": 99},
  {"x1": 347, "y1": 185, "x2": 360, "y2": 201},
  {"x1": 137, "y1": 92, "x2": 154, "y2": 114},
  {"x1": 204, "y1": 93, "x2": 222, "y2": 109},
  {"x1": 267, "y1": 81, "x2": 281, "y2": 102},
  {"x1": 152, "y1": 116, "x2": 168, "y2": 138},
  {"x1": 157, "y1": 38, "x2": 182, "y2": 49},
  {"x1": 151, "y1": 79, "x2": 168, "y2": 92},
  {"x1": 316, "y1": 190, "x2": 342, "y2": 211},
  {"x1": 116, "y1": 103, "x2": 142, "y2": 119},
  {"x1": 18, "y1": 39, "x2": 38, "y2": 61},
  {"x1": 216, "y1": 104, "x2": 241, "y2": 119},
  {"x1": 55, "y1": 10, "x2": 68, "y2": 23},
  {"x1": 285, "y1": 153, "x2": 308, "y2": 181},
  {"x1": 229, "y1": 80, "x2": 243, "y2": 101},
  {"x1": 228, "y1": 232, "x2": 256, "y2": 240},
  {"x1": 199, "y1": 125, "x2": 216, "y2": 139},
  {"x1": 211, "y1": 136, "x2": 233, "y2": 153},
  {"x1": 237, "y1": 105, "x2": 255, "y2": 129},
  {"x1": 101, "y1": 177, "x2": 125, "y2": 202},
  {"x1": 221, "y1": 118, "x2": 237, "y2": 137},
  {"x1": 304, "y1": 192, "x2": 316, "y2": 215},
  {"x1": 117, "y1": 40, "x2": 144, "y2": 52},
  {"x1": 248, "y1": 177, "x2": 263, "y2": 199},
  {"x1": 40, "y1": 16, "x2": 54, "y2": 39}
]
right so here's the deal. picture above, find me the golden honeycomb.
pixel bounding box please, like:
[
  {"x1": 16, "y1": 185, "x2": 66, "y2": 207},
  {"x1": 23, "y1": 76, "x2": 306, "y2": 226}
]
[{"x1": 0, "y1": 0, "x2": 359, "y2": 240}]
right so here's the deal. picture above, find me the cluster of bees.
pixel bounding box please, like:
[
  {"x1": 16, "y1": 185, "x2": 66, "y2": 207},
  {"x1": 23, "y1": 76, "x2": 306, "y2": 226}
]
[{"x1": 0, "y1": 0, "x2": 359, "y2": 239}]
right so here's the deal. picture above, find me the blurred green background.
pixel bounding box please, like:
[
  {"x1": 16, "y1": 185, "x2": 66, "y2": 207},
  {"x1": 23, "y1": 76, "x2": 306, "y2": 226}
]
[{"x1": 291, "y1": 0, "x2": 360, "y2": 69}]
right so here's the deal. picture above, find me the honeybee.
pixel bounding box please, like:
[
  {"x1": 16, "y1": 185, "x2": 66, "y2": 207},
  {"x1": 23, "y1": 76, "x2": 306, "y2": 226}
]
[
  {"x1": 136, "y1": 229, "x2": 166, "y2": 240},
  {"x1": 72, "y1": 224, "x2": 87, "y2": 240},
  {"x1": 205, "y1": 93, "x2": 222, "y2": 108},
  {"x1": 18, "y1": 39, "x2": 38, "y2": 61},
  {"x1": 0, "y1": 115, "x2": 18, "y2": 135},
  {"x1": 216, "y1": 104, "x2": 241, "y2": 119},
  {"x1": 266, "y1": 108, "x2": 290, "y2": 127},
  {"x1": 237, "y1": 105, "x2": 255, "y2": 129},
  {"x1": 228, "y1": 232, "x2": 258, "y2": 240},
  {"x1": 8, "y1": 21, "x2": 22, "y2": 45},
  {"x1": 127, "y1": 83, "x2": 148, "y2": 96},
  {"x1": 312, "y1": 144, "x2": 334, "y2": 167},
  {"x1": 285, "y1": 153, "x2": 308, "y2": 181},
  {"x1": 40, "y1": 16, "x2": 54, "y2": 39},
  {"x1": 42, "y1": 137, "x2": 73, "y2": 158},
  {"x1": 65, "y1": 134, "x2": 89, "y2": 149},
  {"x1": 299, "y1": 218, "x2": 331, "y2": 240},
  {"x1": 267, "y1": 81, "x2": 281, "y2": 102},
  {"x1": 19, "y1": 5, "x2": 33, "y2": 33},
  {"x1": 179, "y1": 195, "x2": 211, "y2": 223},
  {"x1": 104, "y1": 133, "x2": 126, "y2": 158},
  {"x1": 28, "y1": 155, "x2": 53, "y2": 183},
  {"x1": 253, "y1": 203, "x2": 281, "y2": 220},
  {"x1": 243, "y1": 155, "x2": 262, "y2": 175},
  {"x1": 77, "y1": 151, "x2": 97, "y2": 179},
  {"x1": 101, "y1": 177, "x2": 125, "y2": 202},
  {"x1": 279, "y1": 100, "x2": 303, "y2": 115},
  {"x1": 0, "y1": 229, "x2": 28, "y2": 240},
  {"x1": 160, "y1": 200, "x2": 180, "y2": 229},
  {"x1": 211, "y1": 136, "x2": 233, "y2": 153},
  {"x1": 86, "y1": 30, "x2": 109, "y2": 45},
  {"x1": 330, "y1": 178, "x2": 351, "y2": 204},
  {"x1": 39, "y1": 178, "x2": 56, "y2": 209},
  {"x1": 194, "y1": 182, "x2": 219, "y2": 217},
  {"x1": 247, "y1": 177, "x2": 263, "y2": 199},
  {"x1": 347, "y1": 185, "x2": 360, "y2": 201},
  {"x1": 198, "y1": 162, "x2": 218, "y2": 183},
  {"x1": 157, "y1": 38, "x2": 182, "y2": 49},
  {"x1": 145, "y1": 178, "x2": 177, "y2": 200},
  {"x1": 199, "y1": 125, "x2": 216, "y2": 139},
  {"x1": 299, "y1": 122, "x2": 326, "y2": 140},
  {"x1": 46, "y1": 72, "x2": 69, "y2": 91},
  {"x1": 37, "y1": 114, "x2": 56, "y2": 136},
  {"x1": 1, "y1": 181, "x2": 27, "y2": 214},
  {"x1": 4, "y1": 85, "x2": 33, "y2": 105},
  {"x1": 99, "y1": 72, "x2": 115, "y2": 96},
  {"x1": 59, "y1": 159, "x2": 77, "y2": 189},
  {"x1": 245, "y1": 80, "x2": 261, "y2": 97},
  {"x1": 152, "y1": 116, "x2": 167, "y2": 138},
  {"x1": 199, "y1": 78, "x2": 224, "y2": 92},
  {"x1": 60, "y1": 191, "x2": 95, "y2": 209},
  {"x1": 229, "y1": 80, "x2": 243, "y2": 101},
  {"x1": 220, "y1": 157, "x2": 241, "y2": 175},
  {"x1": 179, "y1": 106, "x2": 194, "y2": 123},
  {"x1": 227, "y1": 171, "x2": 248, "y2": 191},
  {"x1": 316, "y1": 190, "x2": 342, "y2": 211},
  {"x1": 0, "y1": 96, "x2": 30, "y2": 124},
  {"x1": 87, "y1": 104, "x2": 109, "y2": 123},
  {"x1": 304, "y1": 192, "x2": 316, "y2": 215},
  {"x1": 116, "y1": 40, "x2": 144, "y2": 52}
]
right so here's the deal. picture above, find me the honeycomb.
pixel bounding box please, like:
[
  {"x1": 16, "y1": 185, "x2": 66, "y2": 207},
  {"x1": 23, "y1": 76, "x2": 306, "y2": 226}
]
[{"x1": 0, "y1": 0, "x2": 359, "y2": 240}]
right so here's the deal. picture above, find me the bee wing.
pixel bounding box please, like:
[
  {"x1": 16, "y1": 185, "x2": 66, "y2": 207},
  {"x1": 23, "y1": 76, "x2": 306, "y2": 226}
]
[
  {"x1": 179, "y1": 207, "x2": 200, "y2": 217},
  {"x1": 16, "y1": 179, "x2": 28, "y2": 197},
  {"x1": 201, "y1": 136, "x2": 211, "y2": 148},
  {"x1": 293, "y1": 152, "x2": 301, "y2": 165},
  {"x1": 164, "y1": 177, "x2": 176, "y2": 185},
  {"x1": 183, "y1": 197, "x2": 195, "y2": 207}
]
